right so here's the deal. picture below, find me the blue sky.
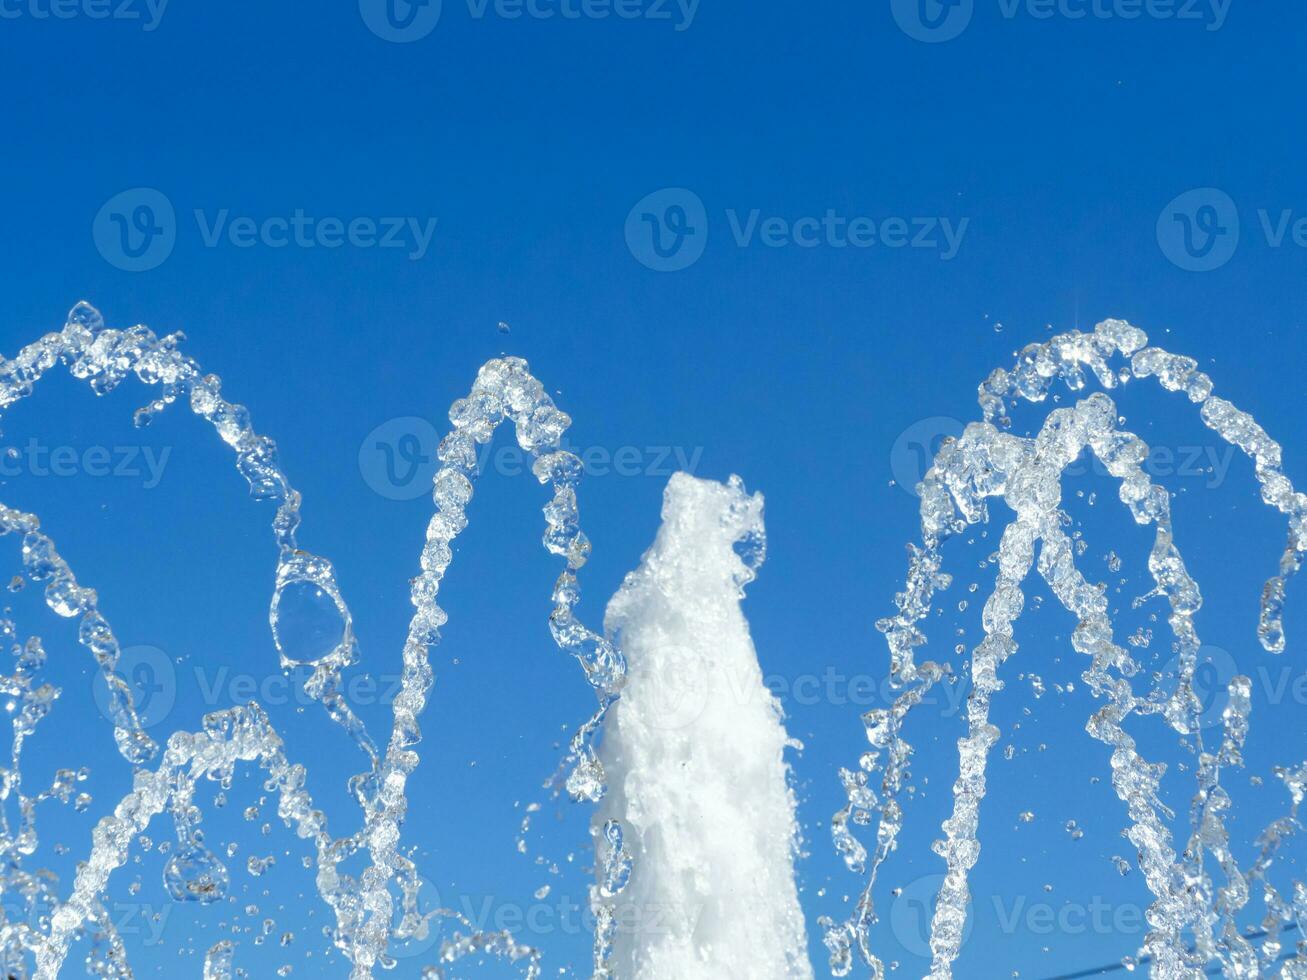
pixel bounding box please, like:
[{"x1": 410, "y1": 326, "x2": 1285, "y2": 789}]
[{"x1": 1, "y1": 2, "x2": 1306, "y2": 977}]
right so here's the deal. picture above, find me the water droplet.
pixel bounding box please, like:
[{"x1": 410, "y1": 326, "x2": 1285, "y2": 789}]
[
  {"x1": 164, "y1": 844, "x2": 230, "y2": 904},
  {"x1": 271, "y1": 579, "x2": 345, "y2": 667}
]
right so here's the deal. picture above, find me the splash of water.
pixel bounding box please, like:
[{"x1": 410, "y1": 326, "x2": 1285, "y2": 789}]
[
  {"x1": 594, "y1": 473, "x2": 810, "y2": 978},
  {"x1": 0, "y1": 303, "x2": 625, "y2": 977},
  {"x1": 824, "y1": 320, "x2": 1306, "y2": 978},
  {"x1": 9, "y1": 305, "x2": 1305, "y2": 979}
]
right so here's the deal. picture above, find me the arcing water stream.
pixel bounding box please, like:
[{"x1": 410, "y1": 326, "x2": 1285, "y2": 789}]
[
  {"x1": 1, "y1": 308, "x2": 1303, "y2": 978},
  {"x1": 0, "y1": 303, "x2": 627, "y2": 978},
  {"x1": 824, "y1": 320, "x2": 1306, "y2": 979}
]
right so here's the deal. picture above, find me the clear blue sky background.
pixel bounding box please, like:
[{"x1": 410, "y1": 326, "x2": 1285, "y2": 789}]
[{"x1": 1, "y1": 2, "x2": 1306, "y2": 977}]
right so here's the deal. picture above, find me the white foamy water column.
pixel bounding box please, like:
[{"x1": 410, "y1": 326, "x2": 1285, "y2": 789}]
[{"x1": 594, "y1": 473, "x2": 812, "y2": 980}]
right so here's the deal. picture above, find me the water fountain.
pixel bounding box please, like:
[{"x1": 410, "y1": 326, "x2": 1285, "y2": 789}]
[
  {"x1": 1, "y1": 307, "x2": 1302, "y2": 978},
  {"x1": 824, "y1": 320, "x2": 1306, "y2": 979},
  {"x1": 594, "y1": 472, "x2": 809, "y2": 979},
  {"x1": 0, "y1": 303, "x2": 625, "y2": 978}
]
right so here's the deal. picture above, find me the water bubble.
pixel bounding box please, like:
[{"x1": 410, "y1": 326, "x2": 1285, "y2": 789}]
[
  {"x1": 270, "y1": 579, "x2": 345, "y2": 668},
  {"x1": 164, "y1": 845, "x2": 230, "y2": 904}
]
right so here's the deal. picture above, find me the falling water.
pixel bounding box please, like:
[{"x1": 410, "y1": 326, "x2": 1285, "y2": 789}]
[
  {"x1": 824, "y1": 320, "x2": 1306, "y2": 979},
  {"x1": 0, "y1": 303, "x2": 625, "y2": 978},
  {"x1": 593, "y1": 473, "x2": 810, "y2": 979},
  {"x1": 4, "y1": 307, "x2": 1305, "y2": 979}
]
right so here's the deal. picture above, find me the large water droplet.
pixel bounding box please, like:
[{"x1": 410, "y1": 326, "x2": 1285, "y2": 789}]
[
  {"x1": 271, "y1": 579, "x2": 345, "y2": 668},
  {"x1": 164, "y1": 845, "x2": 230, "y2": 904}
]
